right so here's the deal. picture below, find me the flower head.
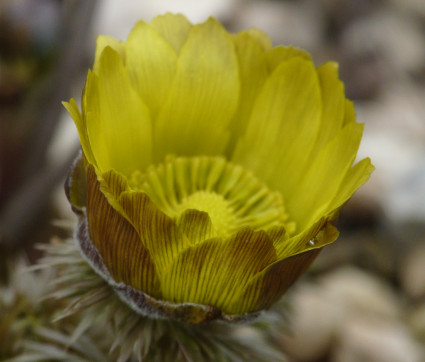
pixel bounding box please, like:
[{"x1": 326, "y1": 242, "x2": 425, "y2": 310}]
[{"x1": 64, "y1": 13, "x2": 373, "y2": 324}]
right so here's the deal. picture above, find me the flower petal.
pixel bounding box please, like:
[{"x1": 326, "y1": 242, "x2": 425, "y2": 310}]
[
  {"x1": 100, "y1": 169, "x2": 129, "y2": 199},
  {"x1": 97, "y1": 169, "x2": 130, "y2": 218},
  {"x1": 245, "y1": 28, "x2": 272, "y2": 51},
  {"x1": 311, "y1": 62, "x2": 346, "y2": 153},
  {"x1": 150, "y1": 13, "x2": 192, "y2": 53},
  {"x1": 177, "y1": 209, "x2": 216, "y2": 245},
  {"x1": 329, "y1": 157, "x2": 375, "y2": 211},
  {"x1": 117, "y1": 191, "x2": 191, "y2": 275},
  {"x1": 235, "y1": 248, "x2": 321, "y2": 313},
  {"x1": 154, "y1": 17, "x2": 240, "y2": 161},
  {"x1": 225, "y1": 31, "x2": 269, "y2": 155},
  {"x1": 232, "y1": 57, "x2": 321, "y2": 198},
  {"x1": 274, "y1": 219, "x2": 339, "y2": 259},
  {"x1": 62, "y1": 99, "x2": 96, "y2": 166},
  {"x1": 93, "y1": 35, "x2": 125, "y2": 73},
  {"x1": 265, "y1": 46, "x2": 311, "y2": 71},
  {"x1": 288, "y1": 122, "x2": 364, "y2": 229},
  {"x1": 161, "y1": 229, "x2": 277, "y2": 314},
  {"x1": 86, "y1": 166, "x2": 159, "y2": 296},
  {"x1": 85, "y1": 47, "x2": 152, "y2": 175},
  {"x1": 125, "y1": 20, "x2": 178, "y2": 115},
  {"x1": 343, "y1": 99, "x2": 356, "y2": 126},
  {"x1": 234, "y1": 222, "x2": 339, "y2": 313}
]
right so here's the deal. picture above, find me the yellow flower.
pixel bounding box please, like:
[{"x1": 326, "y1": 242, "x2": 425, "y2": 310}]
[{"x1": 64, "y1": 13, "x2": 374, "y2": 324}]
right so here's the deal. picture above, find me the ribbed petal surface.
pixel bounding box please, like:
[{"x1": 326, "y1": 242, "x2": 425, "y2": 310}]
[
  {"x1": 64, "y1": 14, "x2": 374, "y2": 322},
  {"x1": 126, "y1": 20, "x2": 177, "y2": 115},
  {"x1": 154, "y1": 18, "x2": 240, "y2": 161},
  {"x1": 150, "y1": 13, "x2": 192, "y2": 53},
  {"x1": 86, "y1": 166, "x2": 159, "y2": 296},
  {"x1": 161, "y1": 229, "x2": 277, "y2": 314},
  {"x1": 85, "y1": 48, "x2": 152, "y2": 176},
  {"x1": 232, "y1": 57, "x2": 322, "y2": 200},
  {"x1": 235, "y1": 222, "x2": 339, "y2": 313}
]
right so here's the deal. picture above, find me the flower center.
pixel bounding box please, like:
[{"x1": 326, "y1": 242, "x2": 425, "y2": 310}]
[
  {"x1": 129, "y1": 156, "x2": 295, "y2": 238},
  {"x1": 178, "y1": 191, "x2": 236, "y2": 236}
]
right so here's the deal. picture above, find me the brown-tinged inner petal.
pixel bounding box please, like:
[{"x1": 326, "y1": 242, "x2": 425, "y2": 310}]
[
  {"x1": 235, "y1": 248, "x2": 321, "y2": 313},
  {"x1": 117, "y1": 191, "x2": 191, "y2": 276},
  {"x1": 177, "y1": 209, "x2": 216, "y2": 245},
  {"x1": 86, "y1": 165, "x2": 159, "y2": 296},
  {"x1": 65, "y1": 154, "x2": 87, "y2": 213},
  {"x1": 160, "y1": 228, "x2": 277, "y2": 314},
  {"x1": 235, "y1": 222, "x2": 339, "y2": 313}
]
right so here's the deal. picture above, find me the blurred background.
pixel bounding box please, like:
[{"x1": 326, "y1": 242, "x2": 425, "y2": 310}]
[{"x1": 0, "y1": 0, "x2": 424, "y2": 361}]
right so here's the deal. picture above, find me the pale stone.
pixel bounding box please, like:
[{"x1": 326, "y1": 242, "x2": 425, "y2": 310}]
[
  {"x1": 231, "y1": 1, "x2": 325, "y2": 51},
  {"x1": 389, "y1": 0, "x2": 425, "y2": 17},
  {"x1": 341, "y1": 9, "x2": 425, "y2": 73},
  {"x1": 280, "y1": 267, "x2": 400, "y2": 360},
  {"x1": 319, "y1": 266, "x2": 402, "y2": 320},
  {"x1": 332, "y1": 318, "x2": 425, "y2": 362},
  {"x1": 280, "y1": 284, "x2": 341, "y2": 361},
  {"x1": 399, "y1": 243, "x2": 425, "y2": 299},
  {"x1": 355, "y1": 79, "x2": 425, "y2": 223},
  {"x1": 408, "y1": 304, "x2": 425, "y2": 345},
  {"x1": 92, "y1": 0, "x2": 239, "y2": 41}
]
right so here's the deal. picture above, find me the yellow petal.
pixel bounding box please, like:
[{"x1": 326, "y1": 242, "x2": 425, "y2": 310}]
[
  {"x1": 177, "y1": 209, "x2": 216, "y2": 245},
  {"x1": 274, "y1": 219, "x2": 339, "y2": 259},
  {"x1": 225, "y1": 31, "x2": 269, "y2": 155},
  {"x1": 154, "y1": 17, "x2": 240, "y2": 161},
  {"x1": 329, "y1": 157, "x2": 375, "y2": 211},
  {"x1": 232, "y1": 57, "x2": 321, "y2": 198},
  {"x1": 97, "y1": 169, "x2": 130, "y2": 218},
  {"x1": 343, "y1": 99, "x2": 356, "y2": 126},
  {"x1": 311, "y1": 62, "x2": 346, "y2": 153},
  {"x1": 288, "y1": 122, "x2": 364, "y2": 229},
  {"x1": 161, "y1": 229, "x2": 277, "y2": 314},
  {"x1": 100, "y1": 169, "x2": 129, "y2": 199},
  {"x1": 62, "y1": 99, "x2": 96, "y2": 166},
  {"x1": 86, "y1": 166, "x2": 159, "y2": 295},
  {"x1": 265, "y1": 46, "x2": 311, "y2": 72},
  {"x1": 117, "y1": 191, "x2": 191, "y2": 275},
  {"x1": 245, "y1": 28, "x2": 272, "y2": 51},
  {"x1": 150, "y1": 13, "x2": 192, "y2": 53},
  {"x1": 125, "y1": 20, "x2": 177, "y2": 115},
  {"x1": 93, "y1": 35, "x2": 125, "y2": 73},
  {"x1": 85, "y1": 47, "x2": 152, "y2": 175},
  {"x1": 235, "y1": 248, "x2": 321, "y2": 313}
]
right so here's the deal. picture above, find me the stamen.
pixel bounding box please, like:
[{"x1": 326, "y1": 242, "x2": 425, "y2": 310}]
[{"x1": 129, "y1": 156, "x2": 295, "y2": 238}]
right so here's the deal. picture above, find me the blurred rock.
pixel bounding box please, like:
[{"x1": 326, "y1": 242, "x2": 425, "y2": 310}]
[
  {"x1": 356, "y1": 82, "x2": 425, "y2": 223},
  {"x1": 314, "y1": 231, "x2": 397, "y2": 279},
  {"x1": 332, "y1": 318, "x2": 425, "y2": 362},
  {"x1": 336, "y1": 4, "x2": 425, "y2": 100},
  {"x1": 280, "y1": 284, "x2": 339, "y2": 361},
  {"x1": 231, "y1": 0, "x2": 325, "y2": 51},
  {"x1": 319, "y1": 266, "x2": 401, "y2": 320},
  {"x1": 338, "y1": 192, "x2": 383, "y2": 231},
  {"x1": 390, "y1": 0, "x2": 425, "y2": 18},
  {"x1": 339, "y1": 51, "x2": 384, "y2": 100},
  {"x1": 399, "y1": 242, "x2": 425, "y2": 300},
  {"x1": 92, "y1": 0, "x2": 239, "y2": 42},
  {"x1": 319, "y1": 0, "x2": 379, "y2": 27},
  {"x1": 383, "y1": 159, "x2": 425, "y2": 224},
  {"x1": 408, "y1": 304, "x2": 425, "y2": 345},
  {"x1": 281, "y1": 267, "x2": 407, "y2": 361},
  {"x1": 341, "y1": 9, "x2": 425, "y2": 75}
]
